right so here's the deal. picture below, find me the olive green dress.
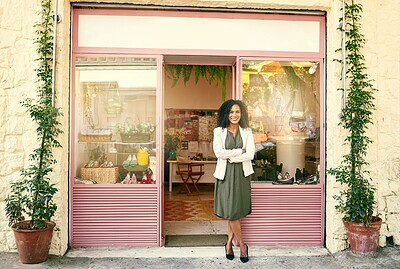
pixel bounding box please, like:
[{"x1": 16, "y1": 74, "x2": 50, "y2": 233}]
[{"x1": 214, "y1": 131, "x2": 252, "y2": 220}]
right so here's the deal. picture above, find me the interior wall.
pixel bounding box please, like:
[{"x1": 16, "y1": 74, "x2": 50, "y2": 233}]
[{"x1": 164, "y1": 68, "x2": 233, "y2": 110}]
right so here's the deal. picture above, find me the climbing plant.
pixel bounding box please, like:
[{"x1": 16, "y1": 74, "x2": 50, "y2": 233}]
[
  {"x1": 165, "y1": 64, "x2": 230, "y2": 101},
  {"x1": 328, "y1": 1, "x2": 377, "y2": 225},
  {"x1": 5, "y1": 0, "x2": 63, "y2": 230}
]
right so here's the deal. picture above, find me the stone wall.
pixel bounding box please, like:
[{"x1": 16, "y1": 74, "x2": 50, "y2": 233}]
[
  {"x1": 0, "y1": 0, "x2": 399, "y2": 255},
  {"x1": 0, "y1": 0, "x2": 43, "y2": 251},
  {"x1": 0, "y1": 0, "x2": 70, "y2": 255}
]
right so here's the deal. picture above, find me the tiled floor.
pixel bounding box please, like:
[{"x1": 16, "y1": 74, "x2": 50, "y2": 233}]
[
  {"x1": 165, "y1": 200, "x2": 220, "y2": 221},
  {"x1": 164, "y1": 183, "x2": 215, "y2": 201},
  {"x1": 164, "y1": 183, "x2": 227, "y2": 236}
]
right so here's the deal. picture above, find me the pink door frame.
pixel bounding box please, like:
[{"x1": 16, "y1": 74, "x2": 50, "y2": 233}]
[{"x1": 70, "y1": 7, "x2": 326, "y2": 247}]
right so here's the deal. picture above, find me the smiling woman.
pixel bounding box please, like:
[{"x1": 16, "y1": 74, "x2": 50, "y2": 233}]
[{"x1": 213, "y1": 99, "x2": 254, "y2": 263}]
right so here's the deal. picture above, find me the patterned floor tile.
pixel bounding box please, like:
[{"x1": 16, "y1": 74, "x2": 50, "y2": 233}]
[{"x1": 164, "y1": 200, "x2": 221, "y2": 221}]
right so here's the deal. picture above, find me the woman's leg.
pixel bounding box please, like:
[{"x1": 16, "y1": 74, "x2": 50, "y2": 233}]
[
  {"x1": 229, "y1": 219, "x2": 247, "y2": 257},
  {"x1": 226, "y1": 221, "x2": 234, "y2": 254}
]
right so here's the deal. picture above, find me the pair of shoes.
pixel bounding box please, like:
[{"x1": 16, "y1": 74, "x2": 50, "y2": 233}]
[
  {"x1": 297, "y1": 175, "x2": 318, "y2": 184},
  {"x1": 272, "y1": 177, "x2": 294, "y2": 185},
  {"x1": 240, "y1": 244, "x2": 249, "y2": 263},
  {"x1": 225, "y1": 243, "x2": 234, "y2": 260}
]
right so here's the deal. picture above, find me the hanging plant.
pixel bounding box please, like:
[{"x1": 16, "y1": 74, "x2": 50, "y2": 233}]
[{"x1": 165, "y1": 64, "x2": 230, "y2": 101}]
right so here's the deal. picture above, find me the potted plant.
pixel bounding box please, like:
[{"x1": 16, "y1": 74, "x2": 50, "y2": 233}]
[
  {"x1": 328, "y1": 1, "x2": 381, "y2": 255},
  {"x1": 118, "y1": 121, "x2": 155, "y2": 143},
  {"x1": 164, "y1": 130, "x2": 182, "y2": 159},
  {"x1": 4, "y1": 0, "x2": 63, "y2": 264}
]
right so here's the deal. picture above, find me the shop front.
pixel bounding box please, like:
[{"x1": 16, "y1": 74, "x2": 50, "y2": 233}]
[{"x1": 70, "y1": 7, "x2": 325, "y2": 247}]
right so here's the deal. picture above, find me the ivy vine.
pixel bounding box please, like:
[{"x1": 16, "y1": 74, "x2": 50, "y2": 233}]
[
  {"x1": 165, "y1": 64, "x2": 230, "y2": 101},
  {"x1": 328, "y1": 1, "x2": 377, "y2": 225},
  {"x1": 5, "y1": 0, "x2": 63, "y2": 230}
]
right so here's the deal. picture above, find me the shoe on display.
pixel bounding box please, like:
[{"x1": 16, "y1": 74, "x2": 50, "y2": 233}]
[
  {"x1": 295, "y1": 168, "x2": 302, "y2": 182},
  {"x1": 273, "y1": 177, "x2": 294, "y2": 185},
  {"x1": 284, "y1": 172, "x2": 290, "y2": 180}
]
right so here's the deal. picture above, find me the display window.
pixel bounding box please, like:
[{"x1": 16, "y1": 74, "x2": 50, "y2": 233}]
[
  {"x1": 73, "y1": 56, "x2": 158, "y2": 185},
  {"x1": 241, "y1": 59, "x2": 321, "y2": 185}
]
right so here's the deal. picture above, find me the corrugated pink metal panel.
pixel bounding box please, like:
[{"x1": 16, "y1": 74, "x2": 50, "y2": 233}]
[
  {"x1": 72, "y1": 185, "x2": 159, "y2": 247},
  {"x1": 241, "y1": 184, "x2": 323, "y2": 246}
]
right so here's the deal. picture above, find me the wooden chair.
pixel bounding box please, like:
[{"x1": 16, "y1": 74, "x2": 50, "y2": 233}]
[
  {"x1": 176, "y1": 162, "x2": 191, "y2": 194},
  {"x1": 176, "y1": 162, "x2": 204, "y2": 195},
  {"x1": 188, "y1": 163, "x2": 204, "y2": 193}
]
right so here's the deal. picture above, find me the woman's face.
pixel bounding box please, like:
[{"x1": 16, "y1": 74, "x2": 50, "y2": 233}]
[{"x1": 228, "y1": 104, "x2": 241, "y2": 125}]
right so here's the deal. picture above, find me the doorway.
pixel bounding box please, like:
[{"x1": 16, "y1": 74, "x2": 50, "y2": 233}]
[{"x1": 163, "y1": 56, "x2": 236, "y2": 245}]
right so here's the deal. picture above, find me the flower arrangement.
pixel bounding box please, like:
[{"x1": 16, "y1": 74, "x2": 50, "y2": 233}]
[{"x1": 164, "y1": 130, "x2": 183, "y2": 152}]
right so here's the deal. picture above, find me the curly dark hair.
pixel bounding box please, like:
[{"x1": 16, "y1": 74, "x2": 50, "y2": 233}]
[{"x1": 217, "y1": 99, "x2": 250, "y2": 129}]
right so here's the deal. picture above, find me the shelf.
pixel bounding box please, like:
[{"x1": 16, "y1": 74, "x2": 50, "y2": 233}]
[{"x1": 78, "y1": 140, "x2": 155, "y2": 146}]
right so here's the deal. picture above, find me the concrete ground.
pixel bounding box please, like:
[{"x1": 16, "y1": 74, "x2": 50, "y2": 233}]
[{"x1": 1, "y1": 246, "x2": 399, "y2": 269}]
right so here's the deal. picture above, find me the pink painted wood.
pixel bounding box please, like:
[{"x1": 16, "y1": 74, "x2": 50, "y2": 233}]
[
  {"x1": 72, "y1": 8, "x2": 325, "y2": 58},
  {"x1": 241, "y1": 184, "x2": 323, "y2": 246},
  {"x1": 72, "y1": 185, "x2": 159, "y2": 247}
]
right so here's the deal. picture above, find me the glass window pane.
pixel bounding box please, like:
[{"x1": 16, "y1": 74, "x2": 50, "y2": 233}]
[
  {"x1": 74, "y1": 56, "x2": 157, "y2": 185},
  {"x1": 242, "y1": 60, "x2": 320, "y2": 184}
]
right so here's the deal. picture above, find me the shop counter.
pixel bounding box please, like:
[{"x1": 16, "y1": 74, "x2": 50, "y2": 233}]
[{"x1": 167, "y1": 159, "x2": 217, "y2": 192}]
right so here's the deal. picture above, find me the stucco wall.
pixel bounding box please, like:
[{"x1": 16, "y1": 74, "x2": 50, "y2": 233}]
[
  {"x1": 373, "y1": 0, "x2": 400, "y2": 248},
  {"x1": 0, "y1": 0, "x2": 70, "y2": 255},
  {"x1": 0, "y1": 0, "x2": 399, "y2": 255}
]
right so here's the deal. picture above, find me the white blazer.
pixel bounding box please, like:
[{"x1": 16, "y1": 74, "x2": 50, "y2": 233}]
[{"x1": 212, "y1": 126, "x2": 255, "y2": 180}]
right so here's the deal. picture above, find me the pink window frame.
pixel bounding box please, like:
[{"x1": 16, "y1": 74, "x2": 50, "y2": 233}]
[
  {"x1": 70, "y1": 7, "x2": 326, "y2": 247},
  {"x1": 72, "y1": 8, "x2": 325, "y2": 58}
]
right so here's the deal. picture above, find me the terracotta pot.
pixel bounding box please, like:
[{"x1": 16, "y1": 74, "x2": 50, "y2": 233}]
[
  {"x1": 343, "y1": 217, "x2": 382, "y2": 255},
  {"x1": 12, "y1": 221, "x2": 56, "y2": 264}
]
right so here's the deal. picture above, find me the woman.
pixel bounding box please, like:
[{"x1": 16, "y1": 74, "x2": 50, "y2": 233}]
[{"x1": 213, "y1": 99, "x2": 255, "y2": 263}]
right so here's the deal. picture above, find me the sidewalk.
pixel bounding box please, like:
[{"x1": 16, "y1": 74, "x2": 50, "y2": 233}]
[{"x1": 1, "y1": 246, "x2": 399, "y2": 268}]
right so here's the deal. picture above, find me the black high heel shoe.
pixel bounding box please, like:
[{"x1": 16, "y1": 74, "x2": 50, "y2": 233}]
[
  {"x1": 240, "y1": 244, "x2": 249, "y2": 263},
  {"x1": 225, "y1": 243, "x2": 234, "y2": 260}
]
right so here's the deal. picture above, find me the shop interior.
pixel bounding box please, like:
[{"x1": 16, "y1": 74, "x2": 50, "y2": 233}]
[
  {"x1": 73, "y1": 55, "x2": 321, "y2": 239},
  {"x1": 163, "y1": 56, "x2": 235, "y2": 238},
  {"x1": 163, "y1": 56, "x2": 321, "y2": 238}
]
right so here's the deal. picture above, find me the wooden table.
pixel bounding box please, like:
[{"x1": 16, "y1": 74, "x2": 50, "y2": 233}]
[{"x1": 167, "y1": 159, "x2": 217, "y2": 192}]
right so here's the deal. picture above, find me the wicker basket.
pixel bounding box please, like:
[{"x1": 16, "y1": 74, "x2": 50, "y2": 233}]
[
  {"x1": 80, "y1": 167, "x2": 119, "y2": 184},
  {"x1": 78, "y1": 133, "x2": 112, "y2": 142},
  {"x1": 120, "y1": 133, "x2": 151, "y2": 143}
]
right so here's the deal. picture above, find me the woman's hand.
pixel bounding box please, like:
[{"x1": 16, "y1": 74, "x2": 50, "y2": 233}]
[{"x1": 242, "y1": 148, "x2": 246, "y2": 154}]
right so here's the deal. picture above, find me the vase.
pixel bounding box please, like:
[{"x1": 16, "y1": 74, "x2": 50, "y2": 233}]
[{"x1": 169, "y1": 151, "x2": 177, "y2": 159}]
